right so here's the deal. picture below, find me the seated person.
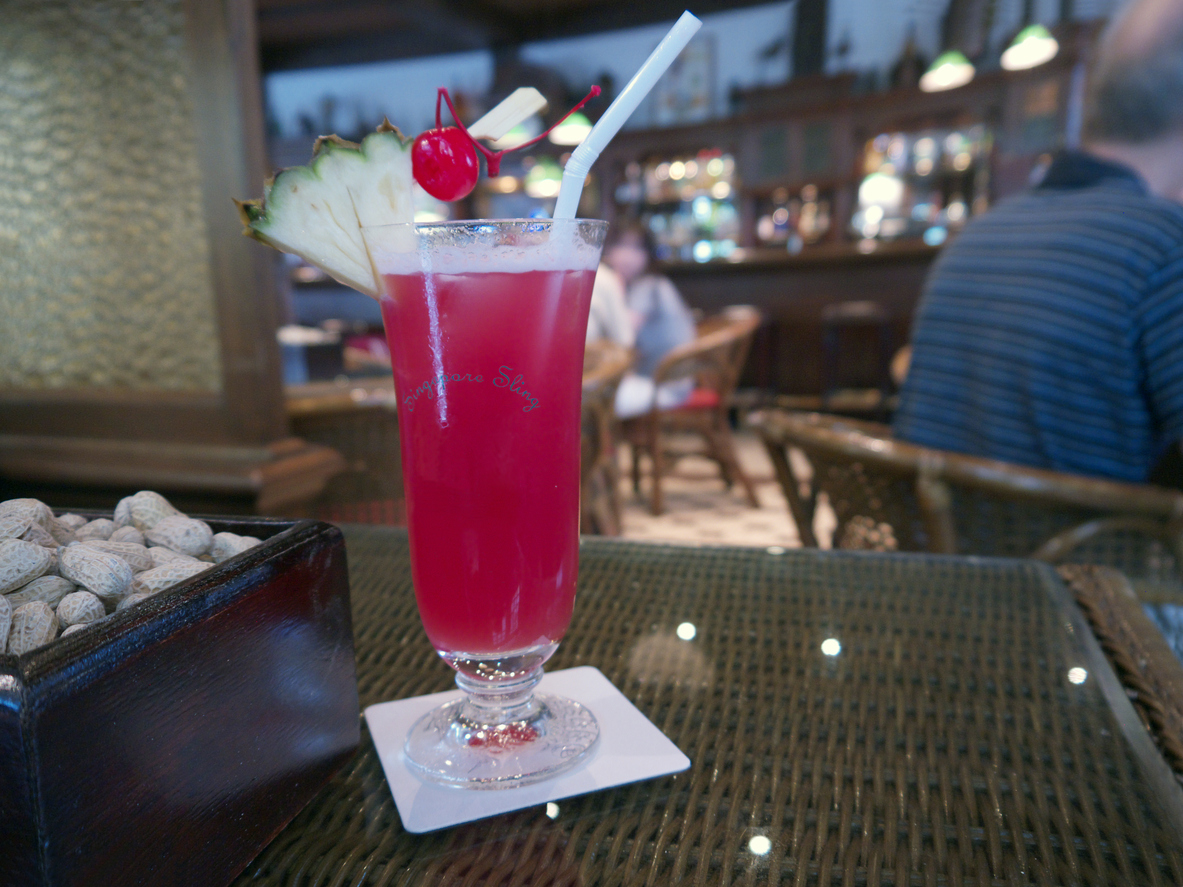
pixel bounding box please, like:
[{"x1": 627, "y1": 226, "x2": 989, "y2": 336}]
[
  {"x1": 585, "y1": 262, "x2": 634, "y2": 349},
  {"x1": 602, "y1": 223, "x2": 697, "y2": 419},
  {"x1": 893, "y1": 0, "x2": 1183, "y2": 483}
]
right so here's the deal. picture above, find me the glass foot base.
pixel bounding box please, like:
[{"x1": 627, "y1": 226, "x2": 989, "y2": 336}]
[{"x1": 404, "y1": 692, "x2": 600, "y2": 789}]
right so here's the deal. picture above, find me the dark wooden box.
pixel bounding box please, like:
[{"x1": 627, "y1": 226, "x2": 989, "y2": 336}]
[{"x1": 0, "y1": 517, "x2": 360, "y2": 887}]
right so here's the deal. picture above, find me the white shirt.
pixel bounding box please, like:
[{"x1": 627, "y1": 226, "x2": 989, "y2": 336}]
[{"x1": 585, "y1": 264, "x2": 635, "y2": 348}]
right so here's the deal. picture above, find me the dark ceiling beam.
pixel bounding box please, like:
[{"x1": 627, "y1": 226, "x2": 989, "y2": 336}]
[
  {"x1": 258, "y1": 0, "x2": 505, "y2": 46},
  {"x1": 258, "y1": 0, "x2": 781, "y2": 72},
  {"x1": 262, "y1": 31, "x2": 486, "y2": 71},
  {"x1": 474, "y1": 0, "x2": 782, "y2": 46},
  {"x1": 259, "y1": 3, "x2": 417, "y2": 43}
]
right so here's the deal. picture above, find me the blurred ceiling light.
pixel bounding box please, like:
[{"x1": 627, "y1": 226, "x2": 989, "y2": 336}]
[
  {"x1": 859, "y1": 171, "x2": 905, "y2": 212},
  {"x1": 920, "y1": 50, "x2": 975, "y2": 92},
  {"x1": 489, "y1": 176, "x2": 520, "y2": 194},
  {"x1": 1001, "y1": 24, "x2": 1059, "y2": 71},
  {"x1": 548, "y1": 111, "x2": 593, "y2": 146},
  {"x1": 524, "y1": 157, "x2": 563, "y2": 198},
  {"x1": 490, "y1": 115, "x2": 542, "y2": 150}
]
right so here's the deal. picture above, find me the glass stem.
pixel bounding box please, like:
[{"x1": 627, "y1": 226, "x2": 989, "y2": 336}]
[{"x1": 456, "y1": 666, "x2": 543, "y2": 725}]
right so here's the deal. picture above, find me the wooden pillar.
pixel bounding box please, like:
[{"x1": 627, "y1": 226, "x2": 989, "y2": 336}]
[
  {"x1": 792, "y1": 0, "x2": 829, "y2": 79},
  {"x1": 0, "y1": 0, "x2": 343, "y2": 515}
]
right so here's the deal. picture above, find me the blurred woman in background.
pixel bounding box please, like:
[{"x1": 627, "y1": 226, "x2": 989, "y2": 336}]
[{"x1": 603, "y1": 222, "x2": 697, "y2": 418}]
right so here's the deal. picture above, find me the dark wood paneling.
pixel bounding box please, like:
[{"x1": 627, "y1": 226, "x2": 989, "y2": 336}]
[
  {"x1": 186, "y1": 0, "x2": 288, "y2": 445},
  {"x1": 666, "y1": 245, "x2": 936, "y2": 395},
  {"x1": 5, "y1": 0, "x2": 286, "y2": 449},
  {"x1": 0, "y1": 434, "x2": 346, "y2": 516},
  {"x1": 0, "y1": 1, "x2": 351, "y2": 514}
]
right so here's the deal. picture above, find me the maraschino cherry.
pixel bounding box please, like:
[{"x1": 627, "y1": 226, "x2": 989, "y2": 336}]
[
  {"x1": 412, "y1": 127, "x2": 479, "y2": 202},
  {"x1": 412, "y1": 85, "x2": 600, "y2": 202}
]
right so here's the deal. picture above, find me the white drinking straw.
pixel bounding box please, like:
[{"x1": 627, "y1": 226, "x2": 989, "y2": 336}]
[{"x1": 552, "y1": 11, "x2": 702, "y2": 220}]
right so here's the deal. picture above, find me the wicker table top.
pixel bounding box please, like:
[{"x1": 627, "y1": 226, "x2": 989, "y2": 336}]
[{"x1": 238, "y1": 527, "x2": 1183, "y2": 886}]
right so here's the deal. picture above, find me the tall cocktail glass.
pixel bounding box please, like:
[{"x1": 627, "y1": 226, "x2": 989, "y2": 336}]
[{"x1": 362, "y1": 218, "x2": 607, "y2": 788}]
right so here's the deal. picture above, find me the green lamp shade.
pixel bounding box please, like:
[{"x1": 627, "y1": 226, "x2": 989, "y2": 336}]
[
  {"x1": 1001, "y1": 24, "x2": 1059, "y2": 71},
  {"x1": 548, "y1": 112, "x2": 593, "y2": 146},
  {"x1": 524, "y1": 157, "x2": 563, "y2": 199},
  {"x1": 919, "y1": 50, "x2": 975, "y2": 92}
]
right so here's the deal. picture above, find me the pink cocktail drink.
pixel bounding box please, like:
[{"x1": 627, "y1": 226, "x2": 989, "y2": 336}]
[
  {"x1": 363, "y1": 219, "x2": 607, "y2": 788},
  {"x1": 379, "y1": 267, "x2": 594, "y2": 656}
]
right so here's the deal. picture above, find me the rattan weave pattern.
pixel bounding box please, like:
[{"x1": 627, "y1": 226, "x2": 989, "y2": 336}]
[
  {"x1": 811, "y1": 456, "x2": 928, "y2": 551},
  {"x1": 236, "y1": 527, "x2": 1183, "y2": 886}
]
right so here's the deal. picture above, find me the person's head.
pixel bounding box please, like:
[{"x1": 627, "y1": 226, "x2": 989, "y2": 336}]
[
  {"x1": 1084, "y1": 0, "x2": 1183, "y2": 198},
  {"x1": 603, "y1": 221, "x2": 654, "y2": 284}
]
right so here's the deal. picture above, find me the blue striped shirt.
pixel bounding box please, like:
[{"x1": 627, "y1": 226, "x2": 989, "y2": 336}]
[{"x1": 893, "y1": 151, "x2": 1183, "y2": 482}]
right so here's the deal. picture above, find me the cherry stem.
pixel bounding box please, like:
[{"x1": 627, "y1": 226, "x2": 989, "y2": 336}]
[
  {"x1": 504, "y1": 85, "x2": 601, "y2": 153},
  {"x1": 436, "y1": 85, "x2": 601, "y2": 177}
]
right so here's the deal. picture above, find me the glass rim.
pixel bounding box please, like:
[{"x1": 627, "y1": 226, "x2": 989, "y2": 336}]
[{"x1": 358, "y1": 217, "x2": 608, "y2": 232}]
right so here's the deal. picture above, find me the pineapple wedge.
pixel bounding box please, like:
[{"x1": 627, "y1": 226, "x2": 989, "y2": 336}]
[{"x1": 236, "y1": 121, "x2": 414, "y2": 298}]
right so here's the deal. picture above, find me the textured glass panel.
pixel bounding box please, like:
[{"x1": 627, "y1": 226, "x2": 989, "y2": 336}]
[{"x1": 0, "y1": 0, "x2": 222, "y2": 392}]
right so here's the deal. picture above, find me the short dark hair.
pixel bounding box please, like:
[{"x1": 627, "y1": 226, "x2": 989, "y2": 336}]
[
  {"x1": 1086, "y1": 61, "x2": 1183, "y2": 143},
  {"x1": 1085, "y1": 6, "x2": 1183, "y2": 143}
]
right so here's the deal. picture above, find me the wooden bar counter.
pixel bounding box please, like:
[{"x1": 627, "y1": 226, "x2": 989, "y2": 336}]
[{"x1": 664, "y1": 241, "x2": 939, "y2": 396}]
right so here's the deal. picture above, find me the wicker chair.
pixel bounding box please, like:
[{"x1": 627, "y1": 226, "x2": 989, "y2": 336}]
[
  {"x1": 750, "y1": 409, "x2": 1183, "y2": 603},
  {"x1": 623, "y1": 307, "x2": 762, "y2": 516},
  {"x1": 287, "y1": 379, "x2": 405, "y2": 525},
  {"x1": 581, "y1": 341, "x2": 633, "y2": 535}
]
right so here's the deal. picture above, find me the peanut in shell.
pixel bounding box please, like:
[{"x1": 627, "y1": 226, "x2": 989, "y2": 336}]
[
  {"x1": 56, "y1": 591, "x2": 107, "y2": 627},
  {"x1": 21, "y1": 522, "x2": 58, "y2": 549},
  {"x1": 132, "y1": 560, "x2": 213, "y2": 595},
  {"x1": 8, "y1": 601, "x2": 58, "y2": 655},
  {"x1": 109, "y1": 526, "x2": 145, "y2": 546},
  {"x1": 74, "y1": 519, "x2": 116, "y2": 542},
  {"x1": 59, "y1": 546, "x2": 134, "y2": 601},
  {"x1": 116, "y1": 491, "x2": 180, "y2": 531},
  {"x1": 0, "y1": 595, "x2": 10, "y2": 655},
  {"x1": 144, "y1": 515, "x2": 213, "y2": 557},
  {"x1": 6, "y1": 575, "x2": 75, "y2": 609},
  {"x1": 77, "y1": 540, "x2": 154, "y2": 573},
  {"x1": 0, "y1": 539, "x2": 53, "y2": 594}
]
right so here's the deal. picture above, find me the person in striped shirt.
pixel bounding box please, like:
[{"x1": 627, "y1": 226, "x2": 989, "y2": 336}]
[{"x1": 893, "y1": 0, "x2": 1183, "y2": 484}]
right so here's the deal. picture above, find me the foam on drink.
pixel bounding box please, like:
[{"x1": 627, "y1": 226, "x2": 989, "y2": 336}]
[{"x1": 363, "y1": 219, "x2": 602, "y2": 277}]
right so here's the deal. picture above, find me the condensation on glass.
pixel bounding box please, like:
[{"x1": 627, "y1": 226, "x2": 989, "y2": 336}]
[{"x1": 0, "y1": 0, "x2": 222, "y2": 392}]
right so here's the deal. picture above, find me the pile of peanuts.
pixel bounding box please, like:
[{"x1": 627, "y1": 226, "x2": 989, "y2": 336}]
[{"x1": 0, "y1": 492, "x2": 261, "y2": 656}]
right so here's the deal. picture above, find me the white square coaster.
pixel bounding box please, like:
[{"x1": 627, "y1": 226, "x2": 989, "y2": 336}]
[{"x1": 364, "y1": 665, "x2": 691, "y2": 833}]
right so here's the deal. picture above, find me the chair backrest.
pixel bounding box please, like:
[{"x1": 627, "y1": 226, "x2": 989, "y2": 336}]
[
  {"x1": 653, "y1": 306, "x2": 761, "y2": 403},
  {"x1": 820, "y1": 300, "x2": 893, "y2": 401},
  {"x1": 583, "y1": 340, "x2": 633, "y2": 393},
  {"x1": 750, "y1": 409, "x2": 1183, "y2": 595}
]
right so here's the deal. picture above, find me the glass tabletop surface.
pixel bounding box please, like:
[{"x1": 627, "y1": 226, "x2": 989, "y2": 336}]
[{"x1": 237, "y1": 526, "x2": 1183, "y2": 886}]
